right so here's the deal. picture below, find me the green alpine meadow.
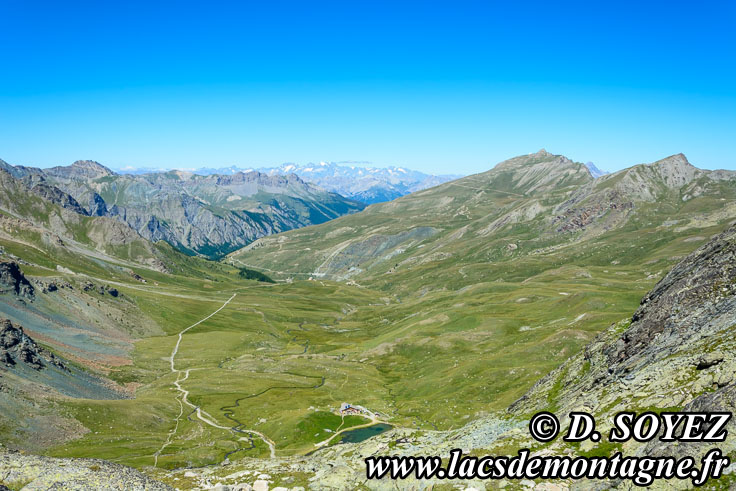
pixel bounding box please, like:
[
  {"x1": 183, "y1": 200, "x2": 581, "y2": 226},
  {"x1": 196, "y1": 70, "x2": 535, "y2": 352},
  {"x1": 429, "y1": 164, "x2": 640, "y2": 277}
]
[
  {"x1": 2, "y1": 2, "x2": 735, "y2": 488},
  {"x1": 2, "y1": 149, "x2": 736, "y2": 488}
]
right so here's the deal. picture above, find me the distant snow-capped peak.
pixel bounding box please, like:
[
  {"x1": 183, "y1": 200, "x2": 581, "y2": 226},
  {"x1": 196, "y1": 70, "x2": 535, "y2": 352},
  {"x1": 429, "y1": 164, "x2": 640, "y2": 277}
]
[{"x1": 112, "y1": 160, "x2": 462, "y2": 205}]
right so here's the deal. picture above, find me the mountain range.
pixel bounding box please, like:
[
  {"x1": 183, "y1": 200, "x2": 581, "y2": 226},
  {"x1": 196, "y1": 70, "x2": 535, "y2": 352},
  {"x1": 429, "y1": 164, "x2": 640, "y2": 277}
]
[
  {"x1": 255, "y1": 162, "x2": 461, "y2": 204},
  {"x1": 106, "y1": 159, "x2": 606, "y2": 206},
  {"x1": 231, "y1": 150, "x2": 733, "y2": 284},
  {"x1": 117, "y1": 161, "x2": 461, "y2": 205},
  {"x1": 1, "y1": 149, "x2": 735, "y2": 489},
  {"x1": 0, "y1": 158, "x2": 365, "y2": 259}
]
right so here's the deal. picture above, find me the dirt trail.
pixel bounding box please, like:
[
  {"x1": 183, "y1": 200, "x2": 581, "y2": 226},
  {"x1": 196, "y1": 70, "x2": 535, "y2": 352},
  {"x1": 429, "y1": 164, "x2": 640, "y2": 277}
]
[{"x1": 153, "y1": 294, "x2": 276, "y2": 466}]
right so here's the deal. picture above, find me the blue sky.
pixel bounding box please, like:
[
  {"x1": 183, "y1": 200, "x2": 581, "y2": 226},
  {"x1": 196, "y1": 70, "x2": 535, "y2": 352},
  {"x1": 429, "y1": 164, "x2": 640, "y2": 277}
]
[{"x1": 1, "y1": 0, "x2": 734, "y2": 174}]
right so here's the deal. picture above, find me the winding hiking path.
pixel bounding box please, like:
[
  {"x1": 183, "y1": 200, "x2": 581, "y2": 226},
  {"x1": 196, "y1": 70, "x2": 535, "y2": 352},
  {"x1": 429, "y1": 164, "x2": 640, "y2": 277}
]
[
  {"x1": 153, "y1": 293, "x2": 276, "y2": 466},
  {"x1": 168, "y1": 294, "x2": 237, "y2": 372}
]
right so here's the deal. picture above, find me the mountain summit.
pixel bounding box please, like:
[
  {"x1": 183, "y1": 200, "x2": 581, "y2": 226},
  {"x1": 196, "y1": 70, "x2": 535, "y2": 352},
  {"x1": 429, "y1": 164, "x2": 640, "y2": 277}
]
[
  {"x1": 484, "y1": 149, "x2": 593, "y2": 195},
  {"x1": 584, "y1": 161, "x2": 608, "y2": 178},
  {"x1": 46, "y1": 160, "x2": 115, "y2": 180},
  {"x1": 646, "y1": 152, "x2": 701, "y2": 188}
]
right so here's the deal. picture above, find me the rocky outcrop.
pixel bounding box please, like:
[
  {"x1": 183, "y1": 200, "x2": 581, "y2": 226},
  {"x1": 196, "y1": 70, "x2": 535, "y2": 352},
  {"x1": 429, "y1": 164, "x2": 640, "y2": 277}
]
[
  {"x1": 553, "y1": 189, "x2": 634, "y2": 233},
  {"x1": 25, "y1": 178, "x2": 89, "y2": 215},
  {"x1": 0, "y1": 318, "x2": 66, "y2": 371},
  {"x1": 36, "y1": 278, "x2": 73, "y2": 294},
  {"x1": 0, "y1": 262, "x2": 34, "y2": 298},
  {"x1": 0, "y1": 450, "x2": 172, "y2": 490},
  {"x1": 608, "y1": 223, "x2": 736, "y2": 367},
  {"x1": 87, "y1": 192, "x2": 108, "y2": 216},
  {"x1": 81, "y1": 281, "x2": 119, "y2": 297}
]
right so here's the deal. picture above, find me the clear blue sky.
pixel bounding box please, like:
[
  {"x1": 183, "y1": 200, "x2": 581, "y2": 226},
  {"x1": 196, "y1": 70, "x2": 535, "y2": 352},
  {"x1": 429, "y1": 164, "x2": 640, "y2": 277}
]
[{"x1": 1, "y1": 0, "x2": 734, "y2": 174}]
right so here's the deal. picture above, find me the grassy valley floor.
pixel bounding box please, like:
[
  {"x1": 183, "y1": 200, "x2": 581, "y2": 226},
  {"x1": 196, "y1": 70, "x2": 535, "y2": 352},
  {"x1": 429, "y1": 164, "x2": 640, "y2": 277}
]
[{"x1": 42, "y1": 226, "x2": 707, "y2": 470}]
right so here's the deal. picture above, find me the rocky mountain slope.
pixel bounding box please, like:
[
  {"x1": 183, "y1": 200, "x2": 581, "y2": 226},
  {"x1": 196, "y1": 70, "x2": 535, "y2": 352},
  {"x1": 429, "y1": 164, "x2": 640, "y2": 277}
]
[
  {"x1": 1, "y1": 159, "x2": 365, "y2": 259},
  {"x1": 0, "y1": 261, "x2": 35, "y2": 298},
  {"x1": 0, "y1": 168, "x2": 172, "y2": 272},
  {"x1": 0, "y1": 449, "x2": 172, "y2": 490},
  {"x1": 0, "y1": 251, "x2": 161, "y2": 450},
  {"x1": 502, "y1": 224, "x2": 736, "y2": 488},
  {"x1": 510, "y1": 223, "x2": 736, "y2": 428},
  {"x1": 0, "y1": 163, "x2": 258, "y2": 456}
]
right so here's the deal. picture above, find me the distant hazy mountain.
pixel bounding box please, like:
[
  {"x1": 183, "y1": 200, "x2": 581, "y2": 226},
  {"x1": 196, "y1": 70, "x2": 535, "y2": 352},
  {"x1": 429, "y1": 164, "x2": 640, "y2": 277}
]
[
  {"x1": 192, "y1": 165, "x2": 251, "y2": 176},
  {"x1": 118, "y1": 165, "x2": 251, "y2": 176},
  {"x1": 0, "y1": 159, "x2": 364, "y2": 259},
  {"x1": 584, "y1": 161, "x2": 608, "y2": 178},
  {"x1": 252, "y1": 162, "x2": 461, "y2": 204},
  {"x1": 118, "y1": 162, "x2": 461, "y2": 204}
]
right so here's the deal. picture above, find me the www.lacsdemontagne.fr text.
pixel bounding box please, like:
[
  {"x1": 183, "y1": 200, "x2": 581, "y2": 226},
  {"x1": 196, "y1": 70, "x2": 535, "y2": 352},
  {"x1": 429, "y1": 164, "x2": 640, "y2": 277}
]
[{"x1": 365, "y1": 448, "x2": 730, "y2": 486}]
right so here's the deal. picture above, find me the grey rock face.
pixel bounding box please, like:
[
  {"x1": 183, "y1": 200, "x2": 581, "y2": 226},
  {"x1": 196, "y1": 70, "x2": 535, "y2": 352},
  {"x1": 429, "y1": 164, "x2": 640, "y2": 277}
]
[
  {"x1": 649, "y1": 153, "x2": 702, "y2": 188},
  {"x1": 0, "y1": 318, "x2": 66, "y2": 371},
  {"x1": 45, "y1": 166, "x2": 365, "y2": 259},
  {"x1": 608, "y1": 224, "x2": 736, "y2": 367},
  {"x1": 25, "y1": 179, "x2": 89, "y2": 216},
  {"x1": 643, "y1": 383, "x2": 736, "y2": 461},
  {"x1": 87, "y1": 192, "x2": 108, "y2": 216},
  {"x1": 0, "y1": 262, "x2": 34, "y2": 299}
]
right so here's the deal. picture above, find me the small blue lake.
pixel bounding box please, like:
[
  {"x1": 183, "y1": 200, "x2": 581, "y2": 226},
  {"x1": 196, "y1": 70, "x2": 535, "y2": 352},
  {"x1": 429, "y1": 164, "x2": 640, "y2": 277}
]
[{"x1": 338, "y1": 423, "x2": 393, "y2": 444}]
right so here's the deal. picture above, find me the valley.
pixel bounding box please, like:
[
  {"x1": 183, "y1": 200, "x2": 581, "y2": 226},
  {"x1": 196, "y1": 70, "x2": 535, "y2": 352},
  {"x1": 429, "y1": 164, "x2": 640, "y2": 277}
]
[{"x1": 1, "y1": 150, "x2": 736, "y2": 489}]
